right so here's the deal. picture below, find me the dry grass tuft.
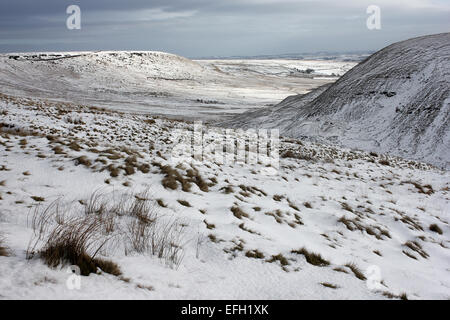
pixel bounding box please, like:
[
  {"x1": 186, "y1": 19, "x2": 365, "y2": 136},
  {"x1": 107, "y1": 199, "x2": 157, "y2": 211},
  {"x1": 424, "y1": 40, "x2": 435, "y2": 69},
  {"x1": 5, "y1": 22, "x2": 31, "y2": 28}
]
[
  {"x1": 156, "y1": 199, "x2": 167, "y2": 208},
  {"x1": 373, "y1": 250, "x2": 382, "y2": 256},
  {"x1": 382, "y1": 291, "x2": 408, "y2": 300},
  {"x1": 203, "y1": 220, "x2": 215, "y2": 230},
  {"x1": 288, "y1": 201, "x2": 300, "y2": 212},
  {"x1": 123, "y1": 164, "x2": 135, "y2": 176},
  {"x1": 291, "y1": 247, "x2": 330, "y2": 267},
  {"x1": 403, "y1": 241, "x2": 429, "y2": 259},
  {"x1": 186, "y1": 168, "x2": 209, "y2": 192},
  {"x1": 344, "y1": 263, "x2": 366, "y2": 280},
  {"x1": 281, "y1": 150, "x2": 313, "y2": 161},
  {"x1": 74, "y1": 156, "x2": 92, "y2": 167},
  {"x1": 33, "y1": 216, "x2": 118, "y2": 276},
  {"x1": 136, "y1": 283, "x2": 155, "y2": 291},
  {"x1": 245, "y1": 249, "x2": 265, "y2": 259},
  {"x1": 177, "y1": 200, "x2": 191, "y2": 207},
  {"x1": 208, "y1": 234, "x2": 220, "y2": 243},
  {"x1": 52, "y1": 145, "x2": 65, "y2": 155},
  {"x1": 340, "y1": 202, "x2": 354, "y2": 213},
  {"x1": 68, "y1": 141, "x2": 83, "y2": 151},
  {"x1": 220, "y1": 185, "x2": 234, "y2": 194},
  {"x1": 267, "y1": 253, "x2": 289, "y2": 266},
  {"x1": 105, "y1": 164, "x2": 120, "y2": 177},
  {"x1": 333, "y1": 267, "x2": 348, "y2": 274},
  {"x1": 159, "y1": 165, "x2": 191, "y2": 192},
  {"x1": 303, "y1": 202, "x2": 313, "y2": 209},
  {"x1": 273, "y1": 194, "x2": 284, "y2": 202},
  {"x1": 429, "y1": 224, "x2": 443, "y2": 235},
  {"x1": 28, "y1": 190, "x2": 187, "y2": 272},
  {"x1": 231, "y1": 206, "x2": 250, "y2": 219},
  {"x1": 321, "y1": 282, "x2": 338, "y2": 289},
  {"x1": 401, "y1": 180, "x2": 434, "y2": 195}
]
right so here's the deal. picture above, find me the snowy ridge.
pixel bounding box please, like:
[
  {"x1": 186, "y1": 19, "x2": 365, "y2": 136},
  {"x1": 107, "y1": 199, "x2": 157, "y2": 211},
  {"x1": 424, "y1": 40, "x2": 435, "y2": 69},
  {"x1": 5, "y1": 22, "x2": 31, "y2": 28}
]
[
  {"x1": 4, "y1": 51, "x2": 205, "y2": 80},
  {"x1": 221, "y1": 33, "x2": 450, "y2": 169}
]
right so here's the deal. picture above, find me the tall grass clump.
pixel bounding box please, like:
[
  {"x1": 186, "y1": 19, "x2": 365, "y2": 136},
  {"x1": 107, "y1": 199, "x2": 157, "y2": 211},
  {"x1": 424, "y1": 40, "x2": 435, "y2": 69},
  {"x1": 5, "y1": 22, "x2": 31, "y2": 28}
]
[{"x1": 27, "y1": 189, "x2": 187, "y2": 273}]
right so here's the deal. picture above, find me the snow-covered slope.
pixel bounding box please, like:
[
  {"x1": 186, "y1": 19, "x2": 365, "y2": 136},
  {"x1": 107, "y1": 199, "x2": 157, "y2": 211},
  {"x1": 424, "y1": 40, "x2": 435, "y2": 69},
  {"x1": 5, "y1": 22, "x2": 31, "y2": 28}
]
[
  {"x1": 0, "y1": 51, "x2": 351, "y2": 120},
  {"x1": 222, "y1": 33, "x2": 450, "y2": 169},
  {"x1": 4, "y1": 51, "x2": 205, "y2": 81},
  {"x1": 0, "y1": 93, "x2": 449, "y2": 299}
]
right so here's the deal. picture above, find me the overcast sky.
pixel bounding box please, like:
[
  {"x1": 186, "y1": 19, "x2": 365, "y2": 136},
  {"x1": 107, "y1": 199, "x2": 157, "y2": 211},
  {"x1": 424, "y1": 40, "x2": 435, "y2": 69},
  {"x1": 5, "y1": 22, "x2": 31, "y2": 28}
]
[{"x1": 0, "y1": 0, "x2": 448, "y2": 57}]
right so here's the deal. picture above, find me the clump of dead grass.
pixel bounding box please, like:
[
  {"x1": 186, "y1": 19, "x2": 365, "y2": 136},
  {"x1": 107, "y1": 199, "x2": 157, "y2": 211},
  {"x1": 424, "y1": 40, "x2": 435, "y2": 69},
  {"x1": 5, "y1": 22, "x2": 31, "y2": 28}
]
[
  {"x1": 231, "y1": 206, "x2": 250, "y2": 219},
  {"x1": 245, "y1": 249, "x2": 265, "y2": 259},
  {"x1": 267, "y1": 253, "x2": 289, "y2": 266},
  {"x1": 291, "y1": 247, "x2": 330, "y2": 267},
  {"x1": 429, "y1": 224, "x2": 443, "y2": 235},
  {"x1": 344, "y1": 263, "x2": 366, "y2": 280},
  {"x1": 28, "y1": 189, "x2": 187, "y2": 272}
]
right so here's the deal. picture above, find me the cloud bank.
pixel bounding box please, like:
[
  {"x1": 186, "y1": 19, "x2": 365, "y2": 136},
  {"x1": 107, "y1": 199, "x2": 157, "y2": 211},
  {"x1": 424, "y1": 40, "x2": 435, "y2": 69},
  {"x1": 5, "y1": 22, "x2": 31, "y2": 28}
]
[{"x1": 0, "y1": 0, "x2": 448, "y2": 56}]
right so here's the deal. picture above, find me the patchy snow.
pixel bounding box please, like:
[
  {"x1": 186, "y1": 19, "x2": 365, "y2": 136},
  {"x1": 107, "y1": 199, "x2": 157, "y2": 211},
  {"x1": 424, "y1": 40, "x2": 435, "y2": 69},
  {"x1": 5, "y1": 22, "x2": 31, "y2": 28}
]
[{"x1": 0, "y1": 94, "x2": 449, "y2": 299}]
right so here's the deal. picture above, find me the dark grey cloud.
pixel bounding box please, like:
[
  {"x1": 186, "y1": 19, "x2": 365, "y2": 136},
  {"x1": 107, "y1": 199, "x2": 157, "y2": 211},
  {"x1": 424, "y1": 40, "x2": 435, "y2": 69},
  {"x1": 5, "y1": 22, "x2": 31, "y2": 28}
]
[{"x1": 0, "y1": 0, "x2": 448, "y2": 56}]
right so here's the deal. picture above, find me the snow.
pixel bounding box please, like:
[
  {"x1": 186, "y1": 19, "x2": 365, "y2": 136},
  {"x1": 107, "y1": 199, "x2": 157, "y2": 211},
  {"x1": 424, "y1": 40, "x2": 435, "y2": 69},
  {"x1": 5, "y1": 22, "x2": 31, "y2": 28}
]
[
  {"x1": 221, "y1": 33, "x2": 450, "y2": 169},
  {"x1": 0, "y1": 51, "x2": 355, "y2": 121},
  {"x1": 0, "y1": 93, "x2": 449, "y2": 299}
]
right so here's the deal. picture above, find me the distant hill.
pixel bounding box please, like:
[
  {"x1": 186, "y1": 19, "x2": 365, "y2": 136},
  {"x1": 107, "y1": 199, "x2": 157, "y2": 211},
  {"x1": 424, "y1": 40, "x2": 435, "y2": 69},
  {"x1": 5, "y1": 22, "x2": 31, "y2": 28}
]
[{"x1": 194, "y1": 51, "x2": 371, "y2": 62}]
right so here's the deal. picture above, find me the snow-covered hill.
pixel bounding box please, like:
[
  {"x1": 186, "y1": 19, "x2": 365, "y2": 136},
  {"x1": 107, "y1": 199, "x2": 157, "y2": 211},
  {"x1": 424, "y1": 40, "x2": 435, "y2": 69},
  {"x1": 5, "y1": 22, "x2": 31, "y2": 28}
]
[
  {"x1": 0, "y1": 51, "x2": 352, "y2": 120},
  {"x1": 4, "y1": 51, "x2": 205, "y2": 81},
  {"x1": 0, "y1": 93, "x2": 449, "y2": 299},
  {"x1": 221, "y1": 33, "x2": 450, "y2": 169}
]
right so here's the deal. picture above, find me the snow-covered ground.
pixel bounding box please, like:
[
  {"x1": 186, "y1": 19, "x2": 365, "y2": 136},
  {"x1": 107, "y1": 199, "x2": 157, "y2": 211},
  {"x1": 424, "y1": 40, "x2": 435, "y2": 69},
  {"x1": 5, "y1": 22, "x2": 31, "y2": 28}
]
[
  {"x1": 0, "y1": 52, "x2": 355, "y2": 121},
  {"x1": 0, "y1": 93, "x2": 449, "y2": 299}
]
